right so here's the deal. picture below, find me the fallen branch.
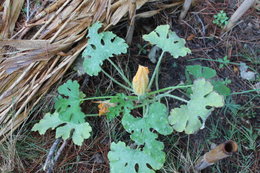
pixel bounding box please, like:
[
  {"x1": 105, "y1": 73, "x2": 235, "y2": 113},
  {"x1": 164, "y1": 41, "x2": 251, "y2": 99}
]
[{"x1": 43, "y1": 138, "x2": 68, "y2": 173}]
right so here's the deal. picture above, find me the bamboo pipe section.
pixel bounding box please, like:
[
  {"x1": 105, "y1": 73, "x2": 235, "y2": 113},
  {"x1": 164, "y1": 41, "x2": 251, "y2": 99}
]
[{"x1": 195, "y1": 140, "x2": 238, "y2": 171}]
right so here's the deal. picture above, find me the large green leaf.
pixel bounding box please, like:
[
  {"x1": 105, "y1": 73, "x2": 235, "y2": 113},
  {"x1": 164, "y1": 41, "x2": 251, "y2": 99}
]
[
  {"x1": 55, "y1": 122, "x2": 92, "y2": 146},
  {"x1": 108, "y1": 102, "x2": 172, "y2": 173},
  {"x1": 32, "y1": 112, "x2": 92, "y2": 146},
  {"x1": 143, "y1": 25, "x2": 191, "y2": 58},
  {"x1": 186, "y1": 65, "x2": 216, "y2": 79},
  {"x1": 108, "y1": 142, "x2": 163, "y2": 173},
  {"x1": 82, "y1": 22, "x2": 128, "y2": 76},
  {"x1": 169, "y1": 78, "x2": 224, "y2": 134},
  {"x1": 55, "y1": 80, "x2": 86, "y2": 123},
  {"x1": 122, "y1": 102, "x2": 172, "y2": 145}
]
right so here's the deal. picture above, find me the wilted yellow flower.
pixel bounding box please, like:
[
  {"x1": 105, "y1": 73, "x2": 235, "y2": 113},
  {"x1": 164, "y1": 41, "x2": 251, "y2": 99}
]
[
  {"x1": 94, "y1": 100, "x2": 116, "y2": 116},
  {"x1": 132, "y1": 65, "x2": 149, "y2": 96}
]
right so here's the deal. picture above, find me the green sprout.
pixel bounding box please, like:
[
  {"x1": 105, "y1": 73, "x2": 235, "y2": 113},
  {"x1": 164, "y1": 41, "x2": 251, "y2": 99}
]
[{"x1": 213, "y1": 10, "x2": 229, "y2": 28}]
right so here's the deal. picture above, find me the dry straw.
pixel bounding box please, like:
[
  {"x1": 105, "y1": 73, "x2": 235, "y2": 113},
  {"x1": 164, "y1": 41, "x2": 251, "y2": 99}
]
[{"x1": 0, "y1": 0, "x2": 183, "y2": 142}]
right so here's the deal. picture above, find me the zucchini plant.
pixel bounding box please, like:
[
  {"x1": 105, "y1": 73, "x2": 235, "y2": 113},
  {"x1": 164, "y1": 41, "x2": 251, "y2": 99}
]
[{"x1": 32, "y1": 22, "x2": 225, "y2": 172}]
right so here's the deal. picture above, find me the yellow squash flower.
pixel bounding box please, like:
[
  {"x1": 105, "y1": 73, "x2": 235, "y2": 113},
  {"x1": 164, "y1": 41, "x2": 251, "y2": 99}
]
[
  {"x1": 94, "y1": 100, "x2": 116, "y2": 116},
  {"x1": 132, "y1": 65, "x2": 149, "y2": 96}
]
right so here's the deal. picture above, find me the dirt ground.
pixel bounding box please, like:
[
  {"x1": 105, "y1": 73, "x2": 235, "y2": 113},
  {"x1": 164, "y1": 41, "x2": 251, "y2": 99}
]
[{"x1": 0, "y1": 0, "x2": 259, "y2": 173}]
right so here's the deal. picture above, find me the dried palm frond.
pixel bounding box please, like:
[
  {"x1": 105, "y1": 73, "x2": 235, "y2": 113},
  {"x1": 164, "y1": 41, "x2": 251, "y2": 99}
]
[{"x1": 0, "y1": 0, "x2": 184, "y2": 142}]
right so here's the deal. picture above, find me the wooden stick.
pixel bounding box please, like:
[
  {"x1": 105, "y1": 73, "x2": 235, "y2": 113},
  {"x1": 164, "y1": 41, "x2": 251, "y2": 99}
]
[
  {"x1": 179, "y1": 0, "x2": 193, "y2": 21},
  {"x1": 43, "y1": 138, "x2": 67, "y2": 173},
  {"x1": 223, "y1": 0, "x2": 256, "y2": 32},
  {"x1": 43, "y1": 138, "x2": 62, "y2": 172}
]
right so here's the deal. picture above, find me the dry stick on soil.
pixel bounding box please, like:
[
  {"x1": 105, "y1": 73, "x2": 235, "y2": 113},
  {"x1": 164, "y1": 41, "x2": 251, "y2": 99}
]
[
  {"x1": 44, "y1": 138, "x2": 68, "y2": 173},
  {"x1": 43, "y1": 138, "x2": 62, "y2": 172},
  {"x1": 179, "y1": 0, "x2": 193, "y2": 21},
  {"x1": 125, "y1": 0, "x2": 136, "y2": 45},
  {"x1": 223, "y1": 0, "x2": 256, "y2": 32}
]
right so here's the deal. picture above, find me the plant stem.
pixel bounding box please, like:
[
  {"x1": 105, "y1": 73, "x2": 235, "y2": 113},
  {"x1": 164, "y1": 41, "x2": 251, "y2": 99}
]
[
  {"x1": 229, "y1": 89, "x2": 260, "y2": 95},
  {"x1": 147, "y1": 85, "x2": 192, "y2": 96},
  {"x1": 188, "y1": 58, "x2": 256, "y2": 72},
  {"x1": 148, "y1": 51, "x2": 165, "y2": 90},
  {"x1": 101, "y1": 69, "x2": 133, "y2": 92},
  {"x1": 85, "y1": 114, "x2": 99, "y2": 117},
  {"x1": 81, "y1": 95, "x2": 138, "y2": 102},
  {"x1": 107, "y1": 58, "x2": 132, "y2": 87},
  {"x1": 188, "y1": 58, "x2": 237, "y2": 65},
  {"x1": 155, "y1": 66, "x2": 159, "y2": 90},
  {"x1": 157, "y1": 94, "x2": 189, "y2": 103},
  {"x1": 81, "y1": 96, "x2": 115, "y2": 101}
]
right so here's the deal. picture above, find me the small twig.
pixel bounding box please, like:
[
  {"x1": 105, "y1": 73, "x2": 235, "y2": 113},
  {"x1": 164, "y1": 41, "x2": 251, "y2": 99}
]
[
  {"x1": 54, "y1": 139, "x2": 67, "y2": 162},
  {"x1": 44, "y1": 138, "x2": 68, "y2": 173},
  {"x1": 179, "y1": 0, "x2": 193, "y2": 21},
  {"x1": 43, "y1": 138, "x2": 62, "y2": 172}
]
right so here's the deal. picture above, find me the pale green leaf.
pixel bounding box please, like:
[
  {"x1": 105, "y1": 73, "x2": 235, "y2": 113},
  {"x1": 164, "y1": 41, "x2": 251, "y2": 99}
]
[
  {"x1": 32, "y1": 112, "x2": 63, "y2": 135},
  {"x1": 108, "y1": 102, "x2": 172, "y2": 172},
  {"x1": 82, "y1": 22, "x2": 128, "y2": 76},
  {"x1": 143, "y1": 25, "x2": 191, "y2": 58},
  {"x1": 32, "y1": 112, "x2": 92, "y2": 146},
  {"x1": 55, "y1": 80, "x2": 86, "y2": 123},
  {"x1": 185, "y1": 65, "x2": 231, "y2": 96},
  {"x1": 56, "y1": 122, "x2": 92, "y2": 146},
  {"x1": 108, "y1": 142, "x2": 163, "y2": 173},
  {"x1": 169, "y1": 78, "x2": 224, "y2": 134}
]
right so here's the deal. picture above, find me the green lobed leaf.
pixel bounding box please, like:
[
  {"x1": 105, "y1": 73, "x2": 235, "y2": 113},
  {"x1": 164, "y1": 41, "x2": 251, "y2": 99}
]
[
  {"x1": 55, "y1": 80, "x2": 86, "y2": 123},
  {"x1": 56, "y1": 122, "x2": 92, "y2": 146},
  {"x1": 169, "y1": 78, "x2": 224, "y2": 134},
  {"x1": 186, "y1": 65, "x2": 216, "y2": 79},
  {"x1": 211, "y1": 80, "x2": 231, "y2": 96},
  {"x1": 108, "y1": 142, "x2": 163, "y2": 173},
  {"x1": 185, "y1": 65, "x2": 231, "y2": 96},
  {"x1": 106, "y1": 93, "x2": 134, "y2": 120},
  {"x1": 32, "y1": 112, "x2": 63, "y2": 135},
  {"x1": 108, "y1": 102, "x2": 172, "y2": 173},
  {"x1": 82, "y1": 22, "x2": 128, "y2": 76},
  {"x1": 32, "y1": 112, "x2": 92, "y2": 146},
  {"x1": 143, "y1": 25, "x2": 191, "y2": 58},
  {"x1": 122, "y1": 102, "x2": 173, "y2": 145}
]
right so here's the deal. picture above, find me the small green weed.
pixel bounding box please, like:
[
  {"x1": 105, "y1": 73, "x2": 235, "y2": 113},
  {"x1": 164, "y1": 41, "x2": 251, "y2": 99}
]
[
  {"x1": 213, "y1": 10, "x2": 229, "y2": 28},
  {"x1": 218, "y1": 56, "x2": 230, "y2": 68},
  {"x1": 137, "y1": 43, "x2": 149, "y2": 55}
]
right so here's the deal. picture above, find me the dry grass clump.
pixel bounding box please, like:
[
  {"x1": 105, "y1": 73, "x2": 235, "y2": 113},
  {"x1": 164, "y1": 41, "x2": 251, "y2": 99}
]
[
  {"x1": 0, "y1": 0, "x2": 184, "y2": 142},
  {"x1": 0, "y1": 0, "x2": 147, "y2": 142}
]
